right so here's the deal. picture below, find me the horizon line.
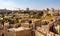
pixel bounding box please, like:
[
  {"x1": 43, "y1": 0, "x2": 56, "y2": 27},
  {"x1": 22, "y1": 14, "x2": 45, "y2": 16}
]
[{"x1": 0, "y1": 8, "x2": 60, "y2": 10}]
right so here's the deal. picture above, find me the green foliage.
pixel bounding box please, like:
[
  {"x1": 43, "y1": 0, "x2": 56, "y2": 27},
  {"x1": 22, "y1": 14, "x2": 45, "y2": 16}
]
[
  {"x1": 15, "y1": 18, "x2": 19, "y2": 23},
  {"x1": 0, "y1": 20, "x2": 4, "y2": 24},
  {"x1": 42, "y1": 13, "x2": 53, "y2": 20},
  {"x1": 32, "y1": 13, "x2": 41, "y2": 19},
  {"x1": 8, "y1": 18, "x2": 19, "y2": 24},
  {"x1": 4, "y1": 18, "x2": 8, "y2": 22},
  {"x1": 46, "y1": 14, "x2": 51, "y2": 17}
]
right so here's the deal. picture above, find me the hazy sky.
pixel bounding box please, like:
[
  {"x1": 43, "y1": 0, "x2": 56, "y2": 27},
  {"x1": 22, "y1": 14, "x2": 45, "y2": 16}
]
[{"x1": 0, "y1": 0, "x2": 60, "y2": 10}]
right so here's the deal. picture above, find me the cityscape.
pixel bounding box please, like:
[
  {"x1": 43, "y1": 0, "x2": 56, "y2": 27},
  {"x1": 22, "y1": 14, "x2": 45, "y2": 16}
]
[{"x1": 0, "y1": 0, "x2": 60, "y2": 36}]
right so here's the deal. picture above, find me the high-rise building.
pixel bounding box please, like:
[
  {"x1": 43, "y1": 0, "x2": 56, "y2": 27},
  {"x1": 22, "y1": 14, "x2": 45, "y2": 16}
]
[{"x1": 26, "y1": 8, "x2": 29, "y2": 12}]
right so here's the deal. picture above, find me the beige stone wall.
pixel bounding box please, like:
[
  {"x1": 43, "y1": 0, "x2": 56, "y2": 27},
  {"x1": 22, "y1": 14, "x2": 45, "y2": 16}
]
[
  {"x1": 54, "y1": 25, "x2": 60, "y2": 34},
  {"x1": 21, "y1": 23, "x2": 34, "y2": 29},
  {"x1": 7, "y1": 31, "x2": 16, "y2": 36},
  {"x1": 35, "y1": 27, "x2": 60, "y2": 36},
  {"x1": 16, "y1": 30, "x2": 32, "y2": 36},
  {"x1": 21, "y1": 23, "x2": 30, "y2": 28},
  {"x1": 0, "y1": 30, "x2": 3, "y2": 36},
  {"x1": 35, "y1": 30, "x2": 45, "y2": 36},
  {"x1": 7, "y1": 29, "x2": 32, "y2": 36}
]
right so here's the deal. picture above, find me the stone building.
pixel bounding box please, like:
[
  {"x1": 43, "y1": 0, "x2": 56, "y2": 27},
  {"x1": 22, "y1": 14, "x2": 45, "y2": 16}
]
[
  {"x1": 4, "y1": 22, "x2": 9, "y2": 36},
  {"x1": 20, "y1": 20, "x2": 35, "y2": 29},
  {"x1": 7, "y1": 27, "x2": 32, "y2": 36},
  {"x1": 0, "y1": 24, "x2": 3, "y2": 36}
]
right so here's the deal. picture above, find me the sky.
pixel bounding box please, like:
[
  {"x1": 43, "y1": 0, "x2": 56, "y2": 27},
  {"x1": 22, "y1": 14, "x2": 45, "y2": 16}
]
[{"x1": 0, "y1": 0, "x2": 60, "y2": 10}]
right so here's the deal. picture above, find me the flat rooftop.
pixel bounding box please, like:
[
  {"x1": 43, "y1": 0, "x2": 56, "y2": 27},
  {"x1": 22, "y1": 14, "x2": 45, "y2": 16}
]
[{"x1": 8, "y1": 27, "x2": 31, "y2": 32}]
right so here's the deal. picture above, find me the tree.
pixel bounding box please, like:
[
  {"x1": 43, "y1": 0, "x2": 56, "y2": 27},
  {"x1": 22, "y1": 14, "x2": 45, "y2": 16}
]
[
  {"x1": 33, "y1": 13, "x2": 41, "y2": 19},
  {"x1": 47, "y1": 8, "x2": 49, "y2": 12},
  {"x1": 51, "y1": 8, "x2": 54, "y2": 12},
  {"x1": 46, "y1": 8, "x2": 49, "y2": 14}
]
